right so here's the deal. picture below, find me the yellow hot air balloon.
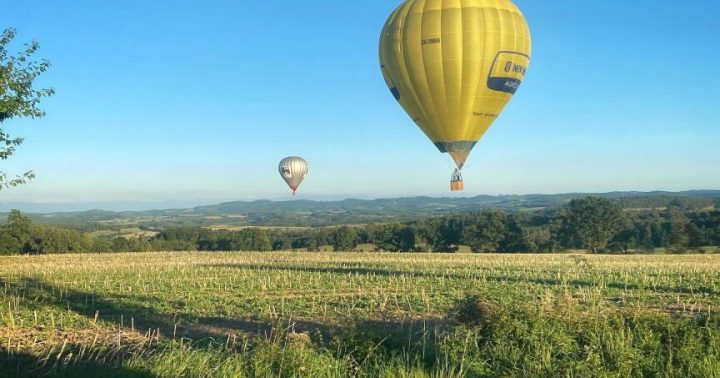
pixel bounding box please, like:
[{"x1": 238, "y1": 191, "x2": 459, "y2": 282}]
[{"x1": 379, "y1": 0, "x2": 531, "y2": 191}]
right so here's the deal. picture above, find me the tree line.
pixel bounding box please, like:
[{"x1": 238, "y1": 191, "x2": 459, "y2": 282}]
[{"x1": 1, "y1": 197, "x2": 719, "y2": 256}]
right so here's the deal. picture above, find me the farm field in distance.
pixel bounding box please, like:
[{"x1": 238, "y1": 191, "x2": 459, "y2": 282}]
[{"x1": 1, "y1": 252, "x2": 719, "y2": 377}]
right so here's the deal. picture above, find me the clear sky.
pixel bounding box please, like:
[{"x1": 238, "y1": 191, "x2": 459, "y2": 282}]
[{"x1": 2, "y1": 0, "x2": 719, "y2": 210}]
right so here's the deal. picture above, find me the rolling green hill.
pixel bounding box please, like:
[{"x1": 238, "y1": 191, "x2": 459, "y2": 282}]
[{"x1": 5, "y1": 191, "x2": 719, "y2": 231}]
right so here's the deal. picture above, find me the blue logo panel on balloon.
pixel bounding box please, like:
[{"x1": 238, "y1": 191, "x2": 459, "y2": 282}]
[{"x1": 487, "y1": 51, "x2": 529, "y2": 95}]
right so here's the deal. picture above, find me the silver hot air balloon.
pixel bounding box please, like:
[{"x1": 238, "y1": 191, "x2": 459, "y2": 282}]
[{"x1": 278, "y1": 156, "x2": 308, "y2": 195}]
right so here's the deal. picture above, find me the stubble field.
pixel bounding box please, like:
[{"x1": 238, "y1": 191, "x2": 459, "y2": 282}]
[{"x1": 1, "y1": 252, "x2": 719, "y2": 377}]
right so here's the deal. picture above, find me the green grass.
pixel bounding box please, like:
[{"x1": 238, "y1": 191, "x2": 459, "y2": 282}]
[{"x1": 1, "y1": 252, "x2": 719, "y2": 377}]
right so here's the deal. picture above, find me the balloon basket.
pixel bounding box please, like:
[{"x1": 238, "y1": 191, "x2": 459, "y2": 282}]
[
  {"x1": 450, "y1": 169, "x2": 463, "y2": 191},
  {"x1": 450, "y1": 180, "x2": 464, "y2": 191}
]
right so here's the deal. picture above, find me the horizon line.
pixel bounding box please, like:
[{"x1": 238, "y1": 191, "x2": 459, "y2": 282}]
[{"x1": 1, "y1": 189, "x2": 718, "y2": 214}]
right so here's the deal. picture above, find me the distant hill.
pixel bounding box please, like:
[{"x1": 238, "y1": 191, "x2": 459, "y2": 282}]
[{"x1": 4, "y1": 190, "x2": 719, "y2": 230}]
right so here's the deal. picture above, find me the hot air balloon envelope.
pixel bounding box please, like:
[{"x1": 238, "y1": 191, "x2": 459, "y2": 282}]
[
  {"x1": 278, "y1": 156, "x2": 308, "y2": 195},
  {"x1": 379, "y1": 0, "x2": 531, "y2": 170}
]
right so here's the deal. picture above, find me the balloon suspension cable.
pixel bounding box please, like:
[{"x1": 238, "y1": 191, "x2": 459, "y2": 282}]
[{"x1": 451, "y1": 168, "x2": 463, "y2": 181}]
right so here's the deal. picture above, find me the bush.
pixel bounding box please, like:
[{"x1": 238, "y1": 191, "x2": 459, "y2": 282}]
[{"x1": 448, "y1": 294, "x2": 498, "y2": 327}]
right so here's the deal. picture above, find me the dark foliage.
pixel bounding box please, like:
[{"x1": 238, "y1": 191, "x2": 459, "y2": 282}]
[{"x1": 1, "y1": 196, "x2": 720, "y2": 255}]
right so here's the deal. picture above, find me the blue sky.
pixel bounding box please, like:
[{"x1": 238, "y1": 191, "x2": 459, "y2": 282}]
[{"x1": 2, "y1": 0, "x2": 719, "y2": 210}]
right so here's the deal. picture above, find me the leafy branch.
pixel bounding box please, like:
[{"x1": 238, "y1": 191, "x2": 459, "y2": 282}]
[{"x1": 0, "y1": 27, "x2": 54, "y2": 190}]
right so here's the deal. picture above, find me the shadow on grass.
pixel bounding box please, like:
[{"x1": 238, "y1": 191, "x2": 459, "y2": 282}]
[
  {"x1": 0, "y1": 349, "x2": 155, "y2": 378},
  {"x1": 4, "y1": 260, "x2": 712, "y2": 376},
  {"x1": 204, "y1": 263, "x2": 719, "y2": 296},
  {"x1": 1, "y1": 276, "x2": 446, "y2": 375}
]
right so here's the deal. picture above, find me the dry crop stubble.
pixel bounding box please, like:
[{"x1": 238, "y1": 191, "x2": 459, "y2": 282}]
[{"x1": 1, "y1": 252, "x2": 719, "y2": 376}]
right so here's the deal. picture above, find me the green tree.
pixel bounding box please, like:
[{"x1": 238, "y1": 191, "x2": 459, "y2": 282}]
[
  {"x1": 421, "y1": 218, "x2": 462, "y2": 253},
  {"x1": 499, "y1": 214, "x2": 536, "y2": 252},
  {"x1": 27, "y1": 224, "x2": 95, "y2": 254},
  {"x1": 608, "y1": 229, "x2": 635, "y2": 253},
  {"x1": 1, "y1": 28, "x2": 54, "y2": 189},
  {"x1": 462, "y1": 211, "x2": 508, "y2": 252},
  {"x1": 0, "y1": 209, "x2": 33, "y2": 254},
  {"x1": 332, "y1": 226, "x2": 357, "y2": 252},
  {"x1": 554, "y1": 197, "x2": 627, "y2": 253},
  {"x1": 375, "y1": 224, "x2": 417, "y2": 252},
  {"x1": 110, "y1": 237, "x2": 153, "y2": 252},
  {"x1": 271, "y1": 233, "x2": 292, "y2": 251},
  {"x1": 237, "y1": 229, "x2": 271, "y2": 251},
  {"x1": 631, "y1": 212, "x2": 662, "y2": 250},
  {"x1": 524, "y1": 227, "x2": 553, "y2": 252},
  {"x1": 685, "y1": 223, "x2": 707, "y2": 249},
  {"x1": 663, "y1": 207, "x2": 689, "y2": 248},
  {"x1": 356, "y1": 224, "x2": 376, "y2": 244},
  {"x1": 151, "y1": 238, "x2": 197, "y2": 252}
]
